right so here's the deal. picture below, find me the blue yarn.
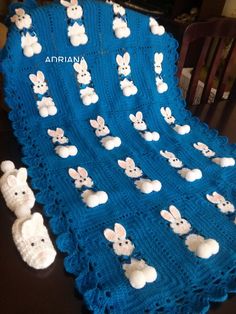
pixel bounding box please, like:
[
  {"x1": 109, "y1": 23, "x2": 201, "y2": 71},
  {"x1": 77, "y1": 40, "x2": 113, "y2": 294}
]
[{"x1": 1, "y1": 0, "x2": 236, "y2": 313}]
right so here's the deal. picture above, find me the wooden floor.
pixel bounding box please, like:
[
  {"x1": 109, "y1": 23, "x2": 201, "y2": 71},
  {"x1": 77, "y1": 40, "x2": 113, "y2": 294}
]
[{"x1": 0, "y1": 104, "x2": 235, "y2": 313}]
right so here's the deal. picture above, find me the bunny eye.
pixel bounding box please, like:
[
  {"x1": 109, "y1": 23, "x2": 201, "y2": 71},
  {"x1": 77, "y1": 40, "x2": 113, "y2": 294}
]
[
  {"x1": 176, "y1": 222, "x2": 179, "y2": 226},
  {"x1": 83, "y1": 178, "x2": 86, "y2": 181},
  {"x1": 14, "y1": 192, "x2": 18, "y2": 196},
  {"x1": 118, "y1": 243, "x2": 122, "y2": 246},
  {"x1": 125, "y1": 241, "x2": 128, "y2": 244},
  {"x1": 41, "y1": 238, "x2": 45, "y2": 242},
  {"x1": 22, "y1": 191, "x2": 26, "y2": 195},
  {"x1": 181, "y1": 221, "x2": 184, "y2": 224},
  {"x1": 103, "y1": 127, "x2": 105, "y2": 130},
  {"x1": 31, "y1": 242, "x2": 35, "y2": 247}
]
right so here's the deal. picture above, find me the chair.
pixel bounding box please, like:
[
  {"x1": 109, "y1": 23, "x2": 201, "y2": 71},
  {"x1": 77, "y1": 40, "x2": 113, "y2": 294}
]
[{"x1": 178, "y1": 18, "x2": 236, "y2": 110}]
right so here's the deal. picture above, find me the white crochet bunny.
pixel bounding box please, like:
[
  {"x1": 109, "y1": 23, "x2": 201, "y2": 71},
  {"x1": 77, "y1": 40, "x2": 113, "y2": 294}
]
[
  {"x1": 118, "y1": 157, "x2": 143, "y2": 178},
  {"x1": 112, "y1": 3, "x2": 131, "y2": 39},
  {"x1": 149, "y1": 17, "x2": 165, "y2": 36},
  {"x1": 161, "y1": 205, "x2": 219, "y2": 259},
  {"x1": 160, "y1": 150, "x2": 183, "y2": 168},
  {"x1": 12, "y1": 213, "x2": 57, "y2": 269},
  {"x1": 154, "y1": 53, "x2": 163, "y2": 75},
  {"x1": 11, "y1": 8, "x2": 42, "y2": 57},
  {"x1": 0, "y1": 161, "x2": 56, "y2": 269},
  {"x1": 161, "y1": 107, "x2": 190, "y2": 135},
  {"x1": 154, "y1": 53, "x2": 168, "y2": 93},
  {"x1": 73, "y1": 59, "x2": 99, "y2": 105},
  {"x1": 160, "y1": 150, "x2": 202, "y2": 182},
  {"x1": 61, "y1": 0, "x2": 88, "y2": 46},
  {"x1": 29, "y1": 71, "x2": 57, "y2": 117},
  {"x1": 116, "y1": 53, "x2": 138, "y2": 96},
  {"x1": 129, "y1": 111, "x2": 160, "y2": 142},
  {"x1": 90, "y1": 116, "x2": 121, "y2": 150},
  {"x1": 0, "y1": 161, "x2": 35, "y2": 218},
  {"x1": 193, "y1": 142, "x2": 235, "y2": 167},
  {"x1": 206, "y1": 192, "x2": 235, "y2": 214},
  {"x1": 69, "y1": 167, "x2": 108, "y2": 208},
  {"x1": 118, "y1": 157, "x2": 162, "y2": 193},
  {"x1": 48, "y1": 128, "x2": 78, "y2": 158},
  {"x1": 104, "y1": 223, "x2": 157, "y2": 289}
]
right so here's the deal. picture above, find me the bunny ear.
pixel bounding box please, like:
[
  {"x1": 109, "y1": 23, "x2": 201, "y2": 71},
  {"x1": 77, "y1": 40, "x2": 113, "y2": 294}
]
[
  {"x1": 160, "y1": 210, "x2": 174, "y2": 222},
  {"x1": 60, "y1": 0, "x2": 71, "y2": 8},
  {"x1": 56, "y1": 128, "x2": 64, "y2": 135},
  {"x1": 73, "y1": 62, "x2": 81, "y2": 73},
  {"x1": 90, "y1": 119, "x2": 99, "y2": 128},
  {"x1": 136, "y1": 111, "x2": 143, "y2": 120},
  {"x1": 160, "y1": 150, "x2": 174, "y2": 159},
  {"x1": 7, "y1": 175, "x2": 17, "y2": 187},
  {"x1": 126, "y1": 157, "x2": 135, "y2": 167},
  {"x1": 80, "y1": 58, "x2": 88, "y2": 70},
  {"x1": 155, "y1": 53, "x2": 163, "y2": 63},
  {"x1": 129, "y1": 114, "x2": 136, "y2": 122},
  {"x1": 104, "y1": 228, "x2": 117, "y2": 242},
  {"x1": 160, "y1": 107, "x2": 167, "y2": 117},
  {"x1": 37, "y1": 71, "x2": 45, "y2": 82},
  {"x1": 29, "y1": 74, "x2": 38, "y2": 84},
  {"x1": 169, "y1": 205, "x2": 181, "y2": 219},
  {"x1": 17, "y1": 168, "x2": 27, "y2": 183},
  {"x1": 71, "y1": 0, "x2": 78, "y2": 5},
  {"x1": 77, "y1": 167, "x2": 88, "y2": 177},
  {"x1": 15, "y1": 8, "x2": 25, "y2": 15},
  {"x1": 116, "y1": 54, "x2": 123, "y2": 66},
  {"x1": 47, "y1": 129, "x2": 56, "y2": 137},
  {"x1": 165, "y1": 107, "x2": 171, "y2": 116},
  {"x1": 118, "y1": 160, "x2": 127, "y2": 169},
  {"x1": 212, "y1": 192, "x2": 225, "y2": 201},
  {"x1": 114, "y1": 223, "x2": 126, "y2": 238},
  {"x1": 10, "y1": 15, "x2": 17, "y2": 23},
  {"x1": 21, "y1": 213, "x2": 44, "y2": 238},
  {"x1": 123, "y1": 52, "x2": 130, "y2": 64},
  {"x1": 68, "y1": 168, "x2": 79, "y2": 180},
  {"x1": 206, "y1": 194, "x2": 218, "y2": 204},
  {"x1": 97, "y1": 116, "x2": 105, "y2": 126}
]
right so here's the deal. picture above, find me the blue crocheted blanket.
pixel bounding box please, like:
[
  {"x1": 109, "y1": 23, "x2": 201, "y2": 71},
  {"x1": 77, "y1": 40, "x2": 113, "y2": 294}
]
[{"x1": 1, "y1": 0, "x2": 236, "y2": 313}]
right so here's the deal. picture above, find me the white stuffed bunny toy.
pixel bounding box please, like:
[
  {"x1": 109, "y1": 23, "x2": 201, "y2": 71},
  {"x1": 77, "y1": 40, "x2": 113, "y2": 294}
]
[
  {"x1": 69, "y1": 167, "x2": 108, "y2": 208},
  {"x1": 60, "y1": 0, "x2": 88, "y2": 46},
  {"x1": 160, "y1": 107, "x2": 191, "y2": 135},
  {"x1": 104, "y1": 223, "x2": 157, "y2": 289},
  {"x1": 73, "y1": 59, "x2": 99, "y2": 105},
  {"x1": 149, "y1": 17, "x2": 165, "y2": 36},
  {"x1": 206, "y1": 192, "x2": 235, "y2": 214},
  {"x1": 0, "y1": 161, "x2": 35, "y2": 218},
  {"x1": 47, "y1": 128, "x2": 78, "y2": 158},
  {"x1": 116, "y1": 53, "x2": 138, "y2": 96},
  {"x1": 112, "y1": 3, "x2": 131, "y2": 39},
  {"x1": 29, "y1": 71, "x2": 57, "y2": 117},
  {"x1": 12, "y1": 213, "x2": 57, "y2": 269},
  {"x1": 0, "y1": 161, "x2": 56, "y2": 270},
  {"x1": 118, "y1": 157, "x2": 162, "y2": 194},
  {"x1": 90, "y1": 116, "x2": 121, "y2": 150},
  {"x1": 161, "y1": 205, "x2": 219, "y2": 259},
  {"x1": 129, "y1": 111, "x2": 160, "y2": 141},
  {"x1": 160, "y1": 150, "x2": 202, "y2": 182},
  {"x1": 193, "y1": 142, "x2": 235, "y2": 167},
  {"x1": 11, "y1": 8, "x2": 42, "y2": 57}
]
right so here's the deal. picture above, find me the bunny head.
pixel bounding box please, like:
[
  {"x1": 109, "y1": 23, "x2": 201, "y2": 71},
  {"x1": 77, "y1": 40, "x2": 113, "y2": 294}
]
[
  {"x1": 1, "y1": 168, "x2": 35, "y2": 218},
  {"x1": 10, "y1": 8, "x2": 32, "y2": 30},
  {"x1": 160, "y1": 107, "x2": 175, "y2": 124},
  {"x1": 104, "y1": 223, "x2": 134, "y2": 256},
  {"x1": 193, "y1": 142, "x2": 215, "y2": 157},
  {"x1": 29, "y1": 71, "x2": 48, "y2": 95},
  {"x1": 161, "y1": 205, "x2": 191, "y2": 235},
  {"x1": 61, "y1": 0, "x2": 83, "y2": 20},
  {"x1": 47, "y1": 128, "x2": 69, "y2": 144},
  {"x1": 118, "y1": 157, "x2": 143, "y2": 178},
  {"x1": 69, "y1": 167, "x2": 94, "y2": 189},
  {"x1": 129, "y1": 111, "x2": 147, "y2": 131},
  {"x1": 90, "y1": 116, "x2": 110, "y2": 137},
  {"x1": 113, "y1": 3, "x2": 126, "y2": 16},
  {"x1": 116, "y1": 53, "x2": 131, "y2": 77},
  {"x1": 73, "y1": 59, "x2": 91, "y2": 85},
  {"x1": 18, "y1": 213, "x2": 56, "y2": 269},
  {"x1": 206, "y1": 192, "x2": 235, "y2": 213},
  {"x1": 160, "y1": 150, "x2": 183, "y2": 168},
  {"x1": 154, "y1": 53, "x2": 163, "y2": 75}
]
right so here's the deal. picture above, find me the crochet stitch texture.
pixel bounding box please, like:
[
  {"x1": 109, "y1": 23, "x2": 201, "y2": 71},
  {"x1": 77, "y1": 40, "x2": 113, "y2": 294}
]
[{"x1": 1, "y1": 0, "x2": 236, "y2": 312}]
